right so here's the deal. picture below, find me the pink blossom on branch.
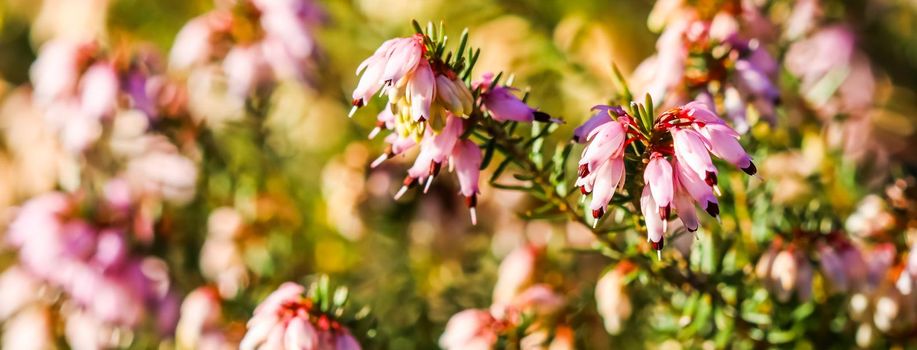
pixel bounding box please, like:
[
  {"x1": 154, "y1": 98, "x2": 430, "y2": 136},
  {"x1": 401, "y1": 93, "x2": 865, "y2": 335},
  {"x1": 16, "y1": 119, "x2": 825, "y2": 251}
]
[
  {"x1": 575, "y1": 101, "x2": 755, "y2": 255},
  {"x1": 240, "y1": 282, "x2": 361, "y2": 350},
  {"x1": 348, "y1": 25, "x2": 556, "y2": 225}
]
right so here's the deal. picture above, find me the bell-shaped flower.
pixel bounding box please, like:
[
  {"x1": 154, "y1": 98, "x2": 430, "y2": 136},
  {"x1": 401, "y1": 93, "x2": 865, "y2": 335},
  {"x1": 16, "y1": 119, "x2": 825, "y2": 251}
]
[
  {"x1": 671, "y1": 127, "x2": 717, "y2": 186},
  {"x1": 644, "y1": 152, "x2": 674, "y2": 210},
  {"x1": 452, "y1": 139, "x2": 482, "y2": 225},
  {"x1": 406, "y1": 60, "x2": 435, "y2": 122},
  {"x1": 640, "y1": 186, "x2": 666, "y2": 255},
  {"x1": 673, "y1": 159, "x2": 719, "y2": 218}
]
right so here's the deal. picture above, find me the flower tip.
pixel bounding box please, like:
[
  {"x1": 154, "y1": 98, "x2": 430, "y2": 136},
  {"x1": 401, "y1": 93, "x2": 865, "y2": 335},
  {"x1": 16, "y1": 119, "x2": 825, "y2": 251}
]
[
  {"x1": 348, "y1": 105, "x2": 359, "y2": 118},
  {"x1": 423, "y1": 175, "x2": 434, "y2": 193},
  {"x1": 469, "y1": 207, "x2": 477, "y2": 225},
  {"x1": 713, "y1": 185, "x2": 722, "y2": 197},
  {"x1": 394, "y1": 186, "x2": 409, "y2": 200},
  {"x1": 532, "y1": 111, "x2": 559, "y2": 123},
  {"x1": 742, "y1": 162, "x2": 757, "y2": 176},
  {"x1": 370, "y1": 154, "x2": 389, "y2": 168},
  {"x1": 368, "y1": 127, "x2": 382, "y2": 139},
  {"x1": 705, "y1": 202, "x2": 720, "y2": 218},
  {"x1": 657, "y1": 250, "x2": 662, "y2": 261}
]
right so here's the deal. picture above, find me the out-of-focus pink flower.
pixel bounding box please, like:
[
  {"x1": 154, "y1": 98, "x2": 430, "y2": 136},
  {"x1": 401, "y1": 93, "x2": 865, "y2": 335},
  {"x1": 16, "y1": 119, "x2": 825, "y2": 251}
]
[
  {"x1": 169, "y1": 11, "x2": 233, "y2": 71},
  {"x1": 79, "y1": 61, "x2": 119, "y2": 119},
  {"x1": 439, "y1": 309, "x2": 500, "y2": 350},
  {"x1": 170, "y1": 0, "x2": 321, "y2": 96},
  {"x1": 223, "y1": 45, "x2": 270, "y2": 98},
  {"x1": 2, "y1": 306, "x2": 54, "y2": 350},
  {"x1": 0, "y1": 267, "x2": 43, "y2": 320},
  {"x1": 30, "y1": 39, "x2": 93, "y2": 107},
  {"x1": 865, "y1": 244, "x2": 896, "y2": 290},
  {"x1": 177, "y1": 287, "x2": 227, "y2": 350},
  {"x1": 200, "y1": 208, "x2": 248, "y2": 298},
  {"x1": 505, "y1": 284, "x2": 565, "y2": 317},
  {"x1": 493, "y1": 245, "x2": 538, "y2": 306},
  {"x1": 596, "y1": 263, "x2": 633, "y2": 335},
  {"x1": 757, "y1": 240, "x2": 812, "y2": 302},
  {"x1": 783, "y1": 0, "x2": 821, "y2": 40},
  {"x1": 785, "y1": 26, "x2": 855, "y2": 90},
  {"x1": 125, "y1": 143, "x2": 198, "y2": 204},
  {"x1": 5, "y1": 191, "x2": 180, "y2": 343}
]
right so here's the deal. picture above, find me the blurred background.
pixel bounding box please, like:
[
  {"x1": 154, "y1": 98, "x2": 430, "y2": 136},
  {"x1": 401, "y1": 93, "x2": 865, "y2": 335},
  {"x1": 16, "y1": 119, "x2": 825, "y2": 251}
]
[{"x1": 1, "y1": 0, "x2": 917, "y2": 349}]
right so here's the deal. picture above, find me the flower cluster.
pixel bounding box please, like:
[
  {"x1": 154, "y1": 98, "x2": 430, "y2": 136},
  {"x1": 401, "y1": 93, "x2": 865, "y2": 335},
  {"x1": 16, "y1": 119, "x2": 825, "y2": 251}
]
[
  {"x1": 350, "y1": 24, "x2": 554, "y2": 225},
  {"x1": 29, "y1": 39, "x2": 181, "y2": 153},
  {"x1": 440, "y1": 245, "x2": 570, "y2": 349},
  {"x1": 575, "y1": 101, "x2": 755, "y2": 255},
  {"x1": 635, "y1": 0, "x2": 780, "y2": 132},
  {"x1": 240, "y1": 282, "x2": 361, "y2": 350},
  {"x1": 170, "y1": 0, "x2": 323, "y2": 97},
  {"x1": 754, "y1": 227, "x2": 917, "y2": 346},
  {"x1": 2, "y1": 192, "x2": 179, "y2": 348}
]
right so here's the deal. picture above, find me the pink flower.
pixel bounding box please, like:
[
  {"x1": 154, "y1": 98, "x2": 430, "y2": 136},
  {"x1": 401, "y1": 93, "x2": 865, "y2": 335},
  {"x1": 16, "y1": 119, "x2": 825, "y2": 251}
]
[
  {"x1": 79, "y1": 61, "x2": 119, "y2": 119},
  {"x1": 406, "y1": 60, "x2": 436, "y2": 122},
  {"x1": 574, "y1": 113, "x2": 633, "y2": 222},
  {"x1": 505, "y1": 284, "x2": 564, "y2": 316},
  {"x1": 168, "y1": 11, "x2": 232, "y2": 70},
  {"x1": 595, "y1": 263, "x2": 633, "y2": 335},
  {"x1": 672, "y1": 128, "x2": 716, "y2": 186},
  {"x1": 30, "y1": 39, "x2": 92, "y2": 107},
  {"x1": 482, "y1": 86, "x2": 536, "y2": 122},
  {"x1": 473, "y1": 73, "x2": 555, "y2": 123},
  {"x1": 572, "y1": 107, "x2": 616, "y2": 143},
  {"x1": 672, "y1": 181, "x2": 700, "y2": 232},
  {"x1": 644, "y1": 152, "x2": 674, "y2": 211},
  {"x1": 352, "y1": 36, "x2": 424, "y2": 109},
  {"x1": 2, "y1": 306, "x2": 54, "y2": 350},
  {"x1": 674, "y1": 158, "x2": 719, "y2": 217},
  {"x1": 641, "y1": 186, "x2": 666, "y2": 254},
  {"x1": 177, "y1": 287, "x2": 224, "y2": 349},
  {"x1": 240, "y1": 282, "x2": 319, "y2": 350},
  {"x1": 0, "y1": 266, "x2": 42, "y2": 320},
  {"x1": 439, "y1": 309, "x2": 499, "y2": 350},
  {"x1": 757, "y1": 241, "x2": 812, "y2": 302},
  {"x1": 452, "y1": 139, "x2": 482, "y2": 224},
  {"x1": 493, "y1": 245, "x2": 537, "y2": 306},
  {"x1": 223, "y1": 45, "x2": 270, "y2": 98}
]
